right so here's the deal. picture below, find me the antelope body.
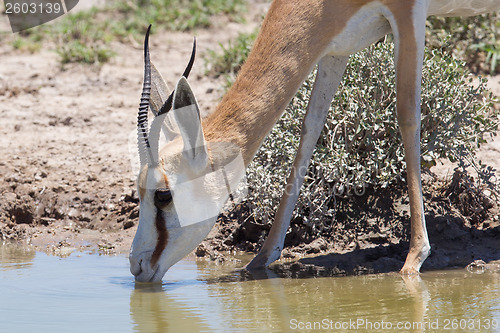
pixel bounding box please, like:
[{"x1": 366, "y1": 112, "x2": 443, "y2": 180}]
[{"x1": 129, "y1": 0, "x2": 500, "y2": 282}]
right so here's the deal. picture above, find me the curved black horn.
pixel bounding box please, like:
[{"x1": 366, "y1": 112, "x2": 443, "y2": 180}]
[
  {"x1": 158, "y1": 38, "x2": 196, "y2": 116},
  {"x1": 183, "y1": 37, "x2": 196, "y2": 78},
  {"x1": 137, "y1": 24, "x2": 152, "y2": 166}
]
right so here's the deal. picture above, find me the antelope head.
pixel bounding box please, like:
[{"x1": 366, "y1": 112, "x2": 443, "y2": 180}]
[{"x1": 129, "y1": 26, "x2": 245, "y2": 282}]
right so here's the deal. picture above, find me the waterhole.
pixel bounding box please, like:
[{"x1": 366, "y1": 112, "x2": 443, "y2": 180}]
[{"x1": 1, "y1": 241, "x2": 499, "y2": 332}]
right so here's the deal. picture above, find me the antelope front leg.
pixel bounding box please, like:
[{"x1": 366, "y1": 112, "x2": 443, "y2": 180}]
[
  {"x1": 246, "y1": 55, "x2": 348, "y2": 270},
  {"x1": 385, "y1": 3, "x2": 431, "y2": 274}
]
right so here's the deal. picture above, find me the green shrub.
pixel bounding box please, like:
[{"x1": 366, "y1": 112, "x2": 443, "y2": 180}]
[
  {"x1": 9, "y1": 0, "x2": 246, "y2": 64},
  {"x1": 427, "y1": 12, "x2": 500, "y2": 74},
  {"x1": 244, "y1": 41, "x2": 498, "y2": 228},
  {"x1": 57, "y1": 40, "x2": 114, "y2": 64},
  {"x1": 115, "y1": 0, "x2": 246, "y2": 34},
  {"x1": 50, "y1": 8, "x2": 115, "y2": 64},
  {"x1": 204, "y1": 30, "x2": 257, "y2": 87},
  {"x1": 11, "y1": 35, "x2": 43, "y2": 53}
]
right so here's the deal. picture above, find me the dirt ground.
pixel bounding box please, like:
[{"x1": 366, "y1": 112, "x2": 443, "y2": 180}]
[{"x1": 0, "y1": 2, "x2": 499, "y2": 274}]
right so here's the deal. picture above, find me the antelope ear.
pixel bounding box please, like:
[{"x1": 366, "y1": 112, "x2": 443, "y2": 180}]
[
  {"x1": 150, "y1": 62, "x2": 180, "y2": 141},
  {"x1": 172, "y1": 77, "x2": 208, "y2": 170},
  {"x1": 150, "y1": 63, "x2": 168, "y2": 114}
]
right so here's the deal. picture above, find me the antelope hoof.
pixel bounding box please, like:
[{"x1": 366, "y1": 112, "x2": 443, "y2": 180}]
[
  {"x1": 245, "y1": 255, "x2": 267, "y2": 271},
  {"x1": 400, "y1": 265, "x2": 421, "y2": 276},
  {"x1": 246, "y1": 246, "x2": 282, "y2": 271},
  {"x1": 400, "y1": 243, "x2": 431, "y2": 275}
]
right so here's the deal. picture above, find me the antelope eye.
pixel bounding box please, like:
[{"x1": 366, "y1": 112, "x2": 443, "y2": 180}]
[{"x1": 154, "y1": 188, "x2": 172, "y2": 208}]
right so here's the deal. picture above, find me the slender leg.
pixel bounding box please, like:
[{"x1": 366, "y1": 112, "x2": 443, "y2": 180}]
[
  {"x1": 246, "y1": 55, "x2": 348, "y2": 270},
  {"x1": 384, "y1": 3, "x2": 431, "y2": 274}
]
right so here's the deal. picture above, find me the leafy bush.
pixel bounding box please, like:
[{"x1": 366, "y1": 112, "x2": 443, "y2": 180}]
[
  {"x1": 244, "y1": 41, "x2": 498, "y2": 228},
  {"x1": 427, "y1": 12, "x2": 500, "y2": 74}
]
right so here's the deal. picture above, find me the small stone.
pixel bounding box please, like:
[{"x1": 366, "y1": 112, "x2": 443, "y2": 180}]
[
  {"x1": 123, "y1": 221, "x2": 135, "y2": 229},
  {"x1": 39, "y1": 217, "x2": 55, "y2": 226},
  {"x1": 87, "y1": 173, "x2": 98, "y2": 181},
  {"x1": 195, "y1": 243, "x2": 212, "y2": 257},
  {"x1": 466, "y1": 259, "x2": 487, "y2": 273}
]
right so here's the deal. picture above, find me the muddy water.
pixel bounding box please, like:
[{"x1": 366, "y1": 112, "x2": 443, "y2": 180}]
[{"x1": 0, "y1": 242, "x2": 499, "y2": 333}]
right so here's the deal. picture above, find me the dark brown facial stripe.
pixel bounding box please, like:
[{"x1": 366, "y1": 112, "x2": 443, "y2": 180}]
[
  {"x1": 151, "y1": 210, "x2": 168, "y2": 267},
  {"x1": 162, "y1": 173, "x2": 170, "y2": 188}
]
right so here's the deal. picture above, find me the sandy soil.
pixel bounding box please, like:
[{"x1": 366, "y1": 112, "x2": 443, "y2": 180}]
[
  {"x1": 0, "y1": 2, "x2": 499, "y2": 273},
  {"x1": 0, "y1": 1, "x2": 265, "y2": 253}
]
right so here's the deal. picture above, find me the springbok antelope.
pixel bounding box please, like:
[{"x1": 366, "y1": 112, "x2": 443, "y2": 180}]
[{"x1": 129, "y1": 0, "x2": 500, "y2": 282}]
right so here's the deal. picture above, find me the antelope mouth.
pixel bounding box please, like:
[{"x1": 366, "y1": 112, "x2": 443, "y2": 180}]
[{"x1": 130, "y1": 251, "x2": 161, "y2": 283}]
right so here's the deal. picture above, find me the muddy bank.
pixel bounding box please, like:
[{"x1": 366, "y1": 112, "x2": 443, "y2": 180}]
[{"x1": 2, "y1": 163, "x2": 499, "y2": 273}]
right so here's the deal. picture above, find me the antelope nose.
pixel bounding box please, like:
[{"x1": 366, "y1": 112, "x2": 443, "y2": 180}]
[
  {"x1": 129, "y1": 252, "x2": 157, "y2": 282},
  {"x1": 129, "y1": 254, "x2": 143, "y2": 277}
]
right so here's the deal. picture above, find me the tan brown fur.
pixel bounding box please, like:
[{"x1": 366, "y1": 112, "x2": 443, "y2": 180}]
[
  {"x1": 202, "y1": 0, "x2": 422, "y2": 165},
  {"x1": 204, "y1": 1, "x2": 359, "y2": 164},
  {"x1": 201, "y1": 0, "x2": 500, "y2": 167}
]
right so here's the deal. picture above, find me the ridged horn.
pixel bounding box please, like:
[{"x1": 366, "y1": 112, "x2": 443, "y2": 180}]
[
  {"x1": 157, "y1": 38, "x2": 196, "y2": 116},
  {"x1": 137, "y1": 24, "x2": 153, "y2": 167}
]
